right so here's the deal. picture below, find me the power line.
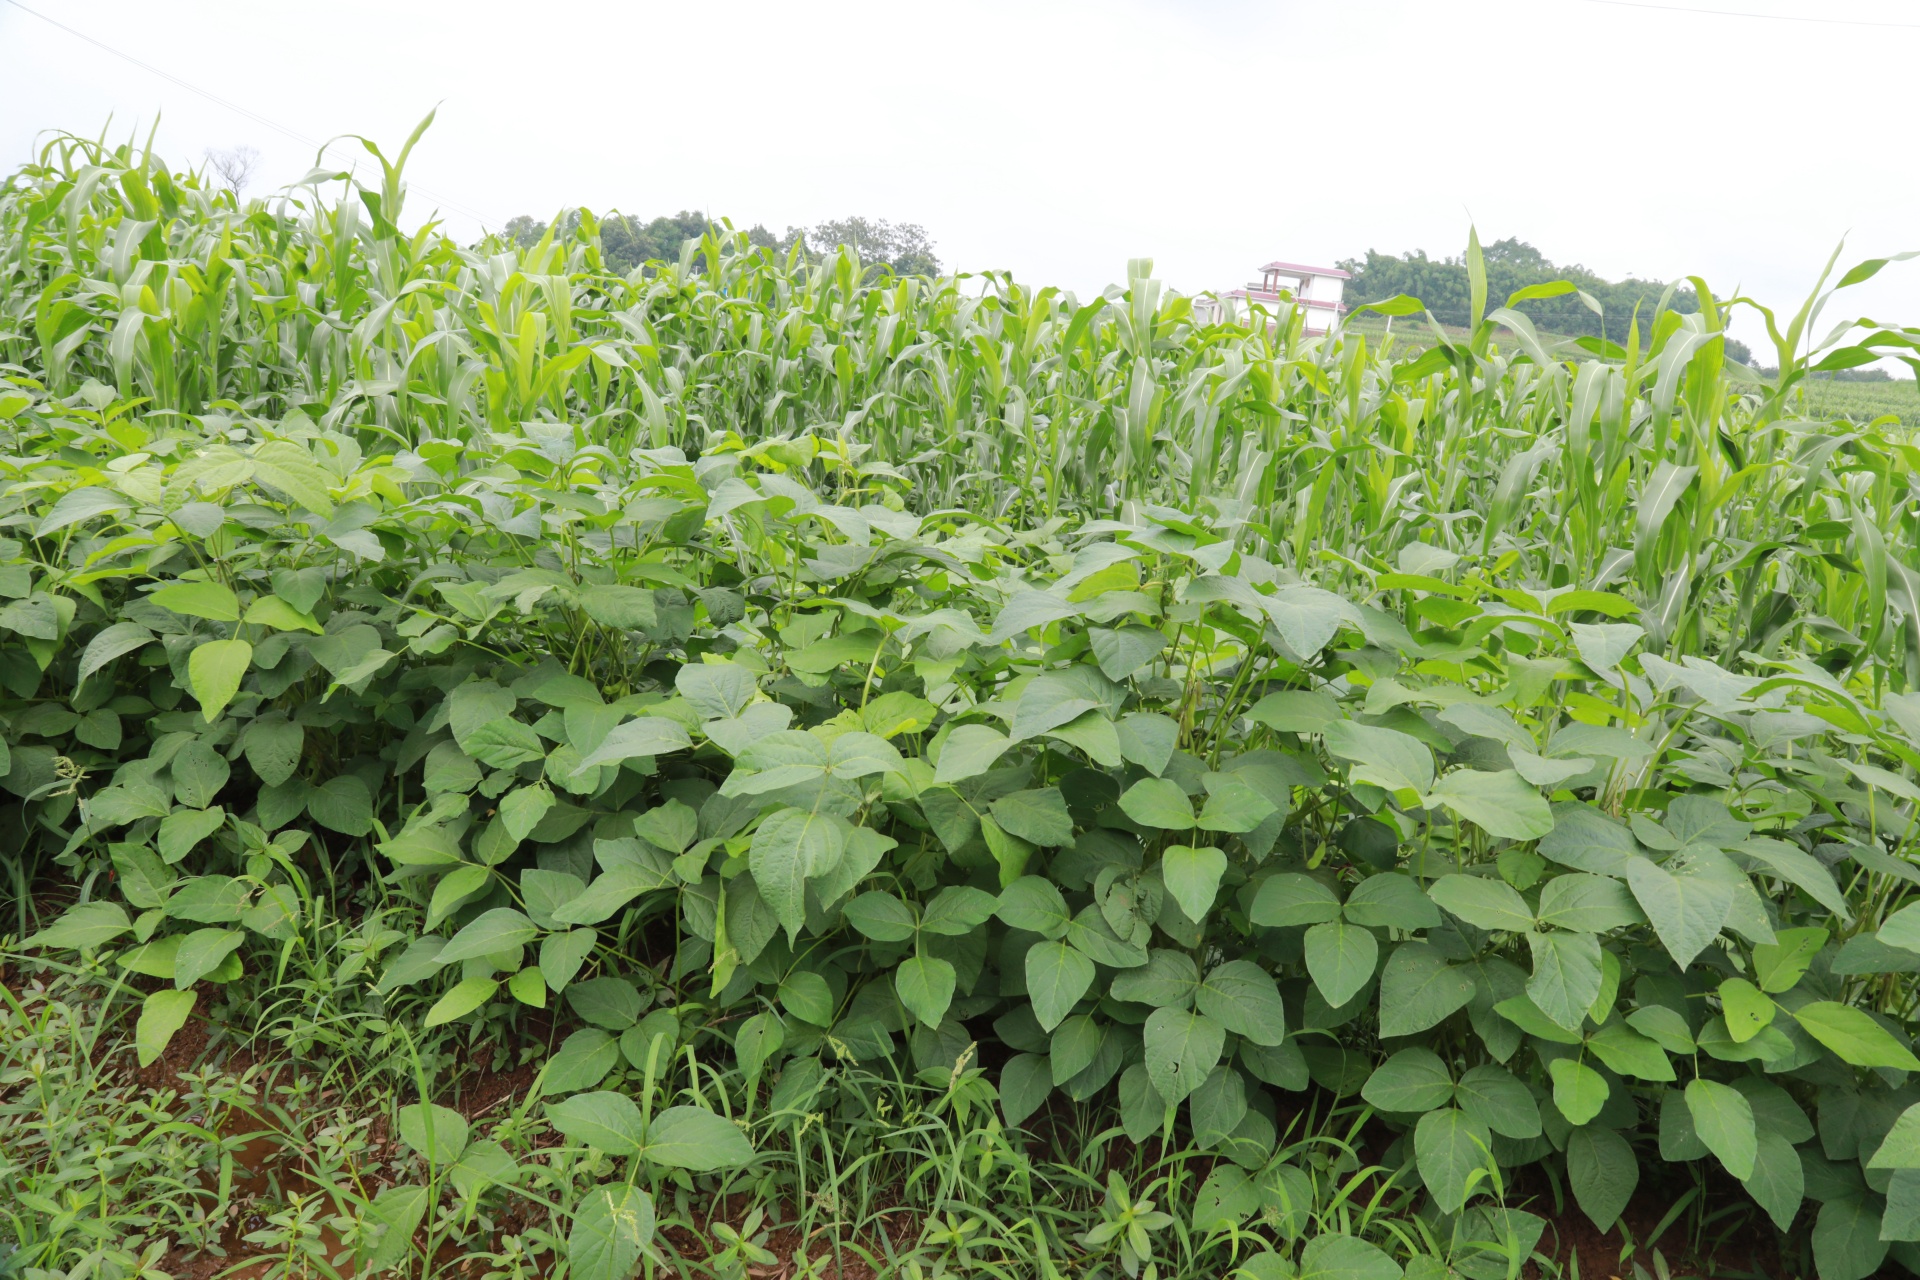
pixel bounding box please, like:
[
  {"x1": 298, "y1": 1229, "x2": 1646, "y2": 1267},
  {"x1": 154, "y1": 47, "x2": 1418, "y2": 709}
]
[
  {"x1": 1581, "y1": 0, "x2": 1920, "y2": 30},
  {"x1": 0, "y1": 0, "x2": 506, "y2": 229}
]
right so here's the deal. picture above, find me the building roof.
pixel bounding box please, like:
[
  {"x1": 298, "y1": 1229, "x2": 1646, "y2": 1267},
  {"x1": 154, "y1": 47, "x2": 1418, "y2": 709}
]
[
  {"x1": 1229, "y1": 289, "x2": 1340, "y2": 310},
  {"x1": 1260, "y1": 261, "x2": 1351, "y2": 280}
]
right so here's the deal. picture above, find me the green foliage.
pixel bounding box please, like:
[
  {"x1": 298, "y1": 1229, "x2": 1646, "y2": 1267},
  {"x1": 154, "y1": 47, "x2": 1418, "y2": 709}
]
[
  {"x1": 1339, "y1": 236, "x2": 1736, "y2": 353},
  {"x1": 8, "y1": 124, "x2": 1920, "y2": 1280}
]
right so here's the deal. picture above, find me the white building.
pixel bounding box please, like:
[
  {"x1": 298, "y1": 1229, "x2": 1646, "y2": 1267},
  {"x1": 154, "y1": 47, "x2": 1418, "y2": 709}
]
[{"x1": 1195, "y1": 260, "x2": 1351, "y2": 335}]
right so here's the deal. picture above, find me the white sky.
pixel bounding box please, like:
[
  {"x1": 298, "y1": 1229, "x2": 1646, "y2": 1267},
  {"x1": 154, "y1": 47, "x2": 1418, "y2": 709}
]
[{"x1": 4, "y1": 0, "x2": 1918, "y2": 365}]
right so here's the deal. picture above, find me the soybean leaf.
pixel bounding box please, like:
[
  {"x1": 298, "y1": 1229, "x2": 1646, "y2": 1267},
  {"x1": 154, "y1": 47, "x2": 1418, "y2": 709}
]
[
  {"x1": 1426, "y1": 769, "x2": 1553, "y2": 841},
  {"x1": 1525, "y1": 930, "x2": 1602, "y2": 1032},
  {"x1": 1549, "y1": 1058, "x2": 1609, "y2": 1126},
  {"x1": 1250, "y1": 873, "x2": 1341, "y2": 928},
  {"x1": 135, "y1": 989, "x2": 196, "y2": 1068},
  {"x1": 750, "y1": 808, "x2": 844, "y2": 940},
  {"x1": 26, "y1": 900, "x2": 130, "y2": 950},
  {"x1": 1194, "y1": 960, "x2": 1287, "y2": 1046},
  {"x1": 1377, "y1": 942, "x2": 1475, "y2": 1038},
  {"x1": 187, "y1": 639, "x2": 251, "y2": 722},
  {"x1": 1160, "y1": 845, "x2": 1226, "y2": 922},
  {"x1": 1342, "y1": 873, "x2": 1440, "y2": 931},
  {"x1": 439, "y1": 908, "x2": 538, "y2": 965},
  {"x1": 894, "y1": 955, "x2": 957, "y2": 1028},
  {"x1": 1566, "y1": 1124, "x2": 1638, "y2": 1231},
  {"x1": 1742, "y1": 1129, "x2": 1805, "y2": 1233},
  {"x1": 1143, "y1": 1007, "x2": 1225, "y2": 1106},
  {"x1": 1586, "y1": 1021, "x2": 1674, "y2": 1081},
  {"x1": 1456, "y1": 1065, "x2": 1541, "y2": 1139},
  {"x1": 1196, "y1": 774, "x2": 1276, "y2": 833},
  {"x1": 1427, "y1": 875, "x2": 1534, "y2": 933},
  {"x1": 1026, "y1": 940, "x2": 1095, "y2": 1032},
  {"x1": 425, "y1": 978, "x2": 498, "y2": 1026},
  {"x1": 1414, "y1": 1107, "x2": 1491, "y2": 1214},
  {"x1": 920, "y1": 886, "x2": 1000, "y2": 935},
  {"x1": 1323, "y1": 721, "x2": 1433, "y2": 795},
  {"x1": 1625, "y1": 855, "x2": 1730, "y2": 970},
  {"x1": 548, "y1": 1090, "x2": 646, "y2": 1155},
  {"x1": 1118, "y1": 776, "x2": 1193, "y2": 829},
  {"x1": 1685, "y1": 1078, "x2": 1757, "y2": 1180},
  {"x1": 1110, "y1": 951, "x2": 1200, "y2": 1010},
  {"x1": 642, "y1": 1106, "x2": 754, "y2": 1170},
  {"x1": 1362, "y1": 1048, "x2": 1453, "y2": 1112},
  {"x1": 398, "y1": 1103, "x2": 470, "y2": 1165},
  {"x1": 544, "y1": 1029, "x2": 620, "y2": 1094},
  {"x1": 1812, "y1": 1198, "x2": 1888, "y2": 1280},
  {"x1": 151, "y1": 580, "x2": 239, "y2": 621},
  {"x1": 1297, "y1": 1234, "x2": 1402, "y2": 1280},
  {"x1": 574, "y1": 716, "x2": 692, "y2": 772},
  {"x1": 994, "y1": 876, "x2": 1071, "y2": 939},
  {"x1": 1304, "y1": 920, "x2": 1376, "y2": 1009},
  {"x1": 1536, "y1": 873, "x2": 1644, "y2": 932},
  {"x1": 1792, "y1": 1000, "x2": 1920, "y2": 1070},
  {"x1": 567, "y1": 1184, "x2": 655, "y2": 1280},
  {"x1": 843, "y1": 891, "x2": 917, "y2": 942},
  {"x1": 990, "y1": 788, "x2": 1073, "y2": 846},
  {"x1": 934, "y1": 724, "x2": 1013, "y2": 783}
]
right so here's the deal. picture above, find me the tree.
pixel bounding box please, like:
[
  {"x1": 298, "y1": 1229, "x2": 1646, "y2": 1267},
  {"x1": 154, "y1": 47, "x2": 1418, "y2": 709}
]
[
  {"x1": 505, "y1": 210, "x2": 777, "y2": 274},
  {"x1": 203, "y1": 146, "x2": 259, "y2": 194},
  {"x1": 788, "y1": 216, "x2": 940, "y2": 276},
  {"x1": 501, "y1": 208, "x2": 940, "y2": 278},
  {"x1": 1339, "y1": 238, "x2": 1719, "y2": 348}
]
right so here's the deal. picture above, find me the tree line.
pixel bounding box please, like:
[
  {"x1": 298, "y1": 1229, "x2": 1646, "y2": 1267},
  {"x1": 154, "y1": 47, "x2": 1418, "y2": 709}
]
[
  {"x1": 1338, "y1": 237, "x2": 1753, "y2": 362},
  {"x1": 502, "y1": 211, "x2": 939, "y2": 277}
]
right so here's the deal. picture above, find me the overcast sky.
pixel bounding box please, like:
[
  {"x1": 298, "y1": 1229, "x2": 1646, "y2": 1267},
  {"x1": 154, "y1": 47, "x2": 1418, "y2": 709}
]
[{"x1": 4, "y1": 0, "x2": 1917, "y2": 361}]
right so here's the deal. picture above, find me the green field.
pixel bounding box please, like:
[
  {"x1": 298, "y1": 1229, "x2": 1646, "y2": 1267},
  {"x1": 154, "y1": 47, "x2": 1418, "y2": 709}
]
[
  {"x1": 1346, "y1": 314, "x2": 1920, "y2": 430},
  {"x1": 12, "y1": 128, "x2": 1920, "y2": 1280},
  {"x1": 1780, "y1": 373, "x2": 1920, "y2": 428}
]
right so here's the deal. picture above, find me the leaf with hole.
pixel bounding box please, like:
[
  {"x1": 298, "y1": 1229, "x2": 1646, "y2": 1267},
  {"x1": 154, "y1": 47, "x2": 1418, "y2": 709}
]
[
  {"x1": 1625, "y1": 855, "x2": 1730, "y2": 970},
  {"x1": 1143, "y1": 1007, "x2": 1225, "y2": 1106}
]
